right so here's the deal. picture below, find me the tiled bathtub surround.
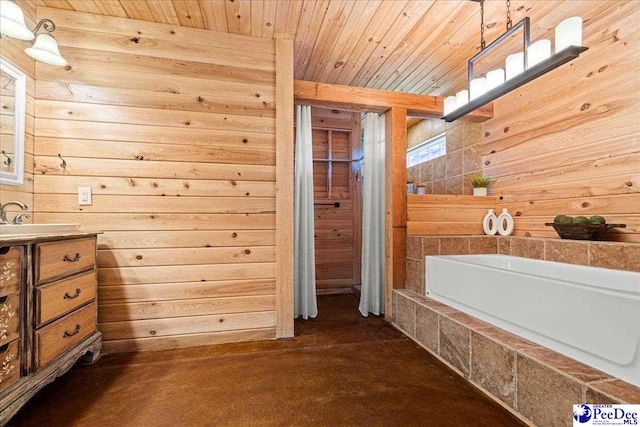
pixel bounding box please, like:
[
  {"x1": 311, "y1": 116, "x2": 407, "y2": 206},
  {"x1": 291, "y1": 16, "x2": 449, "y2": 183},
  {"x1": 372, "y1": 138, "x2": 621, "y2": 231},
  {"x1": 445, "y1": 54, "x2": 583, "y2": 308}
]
[
  {"x1": 406, "y1": 235, "x2": 640, "y2": 293},
  {"x1": 393, "y1": 290, "x2": 640, "y2": 427}
]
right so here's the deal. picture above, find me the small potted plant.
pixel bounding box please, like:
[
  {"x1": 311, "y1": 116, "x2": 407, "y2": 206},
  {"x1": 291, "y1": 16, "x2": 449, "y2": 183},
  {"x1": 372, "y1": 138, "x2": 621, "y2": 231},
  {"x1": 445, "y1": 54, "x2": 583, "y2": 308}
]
[{"x1": 471, "y1": 176, "x2": 491, "y2": 196}]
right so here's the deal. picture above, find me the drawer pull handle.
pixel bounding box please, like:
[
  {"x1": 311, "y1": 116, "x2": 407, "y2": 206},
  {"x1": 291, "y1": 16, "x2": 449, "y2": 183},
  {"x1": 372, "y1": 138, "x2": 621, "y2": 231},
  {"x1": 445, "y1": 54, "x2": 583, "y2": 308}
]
[
  {"x1": 63, "y1": 253, "x2": 81, "y2": 263},
  {"x1": 64, "y1": 288, "x2": 81, "y2": 300},
  {"x1": 63, "y1": 324, "x2": 81, "y2": 338},
  {"x1": 0, "y1": 343, "x2": 8, "y2": 354}
]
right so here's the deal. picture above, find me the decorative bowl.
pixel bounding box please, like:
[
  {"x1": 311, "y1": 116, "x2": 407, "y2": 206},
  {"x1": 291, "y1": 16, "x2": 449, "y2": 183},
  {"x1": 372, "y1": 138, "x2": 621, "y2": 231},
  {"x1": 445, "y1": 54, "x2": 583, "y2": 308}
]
[{"x1": 545, "y1": 223, "x2": 626, "y2": 241}]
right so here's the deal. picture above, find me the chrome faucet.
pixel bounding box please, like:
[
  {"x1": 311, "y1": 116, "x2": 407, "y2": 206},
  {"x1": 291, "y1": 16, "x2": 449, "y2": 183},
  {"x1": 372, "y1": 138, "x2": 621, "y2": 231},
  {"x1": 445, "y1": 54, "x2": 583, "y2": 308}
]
[{"x1": 0, "y1": 201, "x2": 28, "y2": 225}]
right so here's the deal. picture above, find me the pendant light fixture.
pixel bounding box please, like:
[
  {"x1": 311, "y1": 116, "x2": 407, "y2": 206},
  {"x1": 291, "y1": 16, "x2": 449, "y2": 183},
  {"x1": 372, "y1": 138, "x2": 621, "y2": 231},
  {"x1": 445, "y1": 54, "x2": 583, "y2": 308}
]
[
  {"x1": 0, "y1": 0, "x2": 67, "y2": 66},
  {"x1": 442, "y1": 0, "x2": 587, "y2": 122}
]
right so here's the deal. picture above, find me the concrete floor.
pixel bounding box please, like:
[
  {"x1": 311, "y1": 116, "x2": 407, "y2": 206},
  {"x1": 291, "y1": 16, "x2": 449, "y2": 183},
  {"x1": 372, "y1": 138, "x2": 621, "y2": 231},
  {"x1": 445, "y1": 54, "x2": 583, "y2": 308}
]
[{"x1": 10, "y1": 294, "x2": 524, "y2": 426}]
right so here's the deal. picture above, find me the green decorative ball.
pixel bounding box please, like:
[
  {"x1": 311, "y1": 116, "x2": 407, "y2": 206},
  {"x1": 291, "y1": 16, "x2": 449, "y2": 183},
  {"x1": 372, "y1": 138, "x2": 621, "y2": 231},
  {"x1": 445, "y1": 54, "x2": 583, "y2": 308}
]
[
  {"x1": 555, "y1": 215, "x2": 573, "y2": 224},
  {"x1": 573, "y1": 216, "x2": 589, "y2": 224},
  {"x1": 589, "y1": 215, "x2": 606, "y2": 225}
]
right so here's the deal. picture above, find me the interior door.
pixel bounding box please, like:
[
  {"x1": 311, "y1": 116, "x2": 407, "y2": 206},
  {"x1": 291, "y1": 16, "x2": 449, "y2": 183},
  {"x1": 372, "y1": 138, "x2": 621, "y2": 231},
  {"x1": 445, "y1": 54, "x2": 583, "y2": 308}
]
[{"x1": 311, "y1": 108, "x2": 362, "y2": 295}]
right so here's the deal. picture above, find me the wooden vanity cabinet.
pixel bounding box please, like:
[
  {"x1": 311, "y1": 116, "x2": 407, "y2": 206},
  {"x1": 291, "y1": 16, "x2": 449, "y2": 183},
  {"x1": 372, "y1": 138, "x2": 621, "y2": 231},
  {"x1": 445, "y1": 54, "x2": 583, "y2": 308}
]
[
  {"x1": 0, "y1": 234, "x2": 102, "y2": 424},
  {"x1": 0, "y1": 247, "x2": 23, "y2": 394}
]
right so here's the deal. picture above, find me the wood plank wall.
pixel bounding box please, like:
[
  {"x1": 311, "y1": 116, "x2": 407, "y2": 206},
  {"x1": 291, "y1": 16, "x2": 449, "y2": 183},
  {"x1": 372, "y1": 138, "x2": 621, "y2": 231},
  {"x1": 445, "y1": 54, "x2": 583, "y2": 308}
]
[
  {"x1": 32, "y1": 8, "x2": 283, "y2": 352},
  {"x1": 0, "y1": 1, "x2": 35, "y2": 221},
  {"x1": 481, "y1": 1, "x2": 640, "y2": 243},
  {"x1": 407, "y1": 195, "x2": 498, "y2": 236},
  {"x1": 310, "y1": 107, "x2": 361, "y2": 294}
]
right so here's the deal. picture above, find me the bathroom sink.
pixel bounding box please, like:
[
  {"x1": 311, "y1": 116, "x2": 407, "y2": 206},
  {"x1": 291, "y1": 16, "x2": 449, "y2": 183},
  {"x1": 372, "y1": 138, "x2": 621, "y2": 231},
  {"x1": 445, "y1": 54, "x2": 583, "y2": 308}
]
[{"x1": 0, "y1": 223, "x2": 82, "y2": 235}]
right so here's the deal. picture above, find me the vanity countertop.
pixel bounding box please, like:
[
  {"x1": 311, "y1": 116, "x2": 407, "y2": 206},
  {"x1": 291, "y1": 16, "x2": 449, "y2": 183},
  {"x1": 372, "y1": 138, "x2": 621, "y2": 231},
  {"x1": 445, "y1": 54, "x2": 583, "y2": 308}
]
[{"x1": 0, "y1": 230, "x2": 102, "y2": 246}]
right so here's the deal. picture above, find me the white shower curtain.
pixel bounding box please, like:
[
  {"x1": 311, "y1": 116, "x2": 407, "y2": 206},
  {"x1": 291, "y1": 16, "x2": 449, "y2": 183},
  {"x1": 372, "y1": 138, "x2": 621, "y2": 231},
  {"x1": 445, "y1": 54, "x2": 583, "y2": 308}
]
[
  {"x1": 294, "y1": 105, "x2": 318, "y2": 319},
  {"x1": 359, "y1": 113, "x2": 386, "y2": 317}
]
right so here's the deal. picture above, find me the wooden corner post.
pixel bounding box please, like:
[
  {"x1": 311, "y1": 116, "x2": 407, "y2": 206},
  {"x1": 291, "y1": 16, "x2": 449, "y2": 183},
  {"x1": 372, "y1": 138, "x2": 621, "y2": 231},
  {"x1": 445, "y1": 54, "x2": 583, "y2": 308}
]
[
  {"x1": 275, "y1": 37, "x2": 294, "y2": 338},
  {"x1": 384, "y1": 107, "x2": 407, "y2": 320}
]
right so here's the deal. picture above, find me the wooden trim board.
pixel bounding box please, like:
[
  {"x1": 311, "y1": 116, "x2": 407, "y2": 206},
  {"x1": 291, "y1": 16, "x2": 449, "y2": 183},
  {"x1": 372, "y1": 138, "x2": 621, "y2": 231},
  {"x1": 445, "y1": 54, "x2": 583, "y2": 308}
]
[
  {"x1": 275, "y1": 37, "x2": 294, "y2": 338},
  {"x1": 295, "y1": 80, "x2": 493, "y2": 121}
]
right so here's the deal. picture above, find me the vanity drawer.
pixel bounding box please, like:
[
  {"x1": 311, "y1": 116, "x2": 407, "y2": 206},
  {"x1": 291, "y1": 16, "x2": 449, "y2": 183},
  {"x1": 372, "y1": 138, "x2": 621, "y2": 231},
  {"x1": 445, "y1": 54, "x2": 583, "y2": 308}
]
[
  {"x1": 36, "y1": 238, "x2": 96, "y2": 284},
  {"x1": 0, "y1": 339, "x2": 20, "y2": 393},
  {"x1": 0, "y1": 246, "x2": 21, "y2": 296},
  {"x1": 36, "y1": 271, "x2": 96, "y2": 327},
  {"x1": 35, "y1": 302, "x2": 96, "y2": 369},
  {"x1": 0, "y1": 293, "x2": 20, "y2": 346}
]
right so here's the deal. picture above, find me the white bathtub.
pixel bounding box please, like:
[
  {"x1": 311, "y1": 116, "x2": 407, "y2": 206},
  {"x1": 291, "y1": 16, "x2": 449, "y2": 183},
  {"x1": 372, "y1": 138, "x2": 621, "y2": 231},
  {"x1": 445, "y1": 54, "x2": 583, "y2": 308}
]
[{"x1": 425, "y1": 254, "x2": 640, "y2": 387}]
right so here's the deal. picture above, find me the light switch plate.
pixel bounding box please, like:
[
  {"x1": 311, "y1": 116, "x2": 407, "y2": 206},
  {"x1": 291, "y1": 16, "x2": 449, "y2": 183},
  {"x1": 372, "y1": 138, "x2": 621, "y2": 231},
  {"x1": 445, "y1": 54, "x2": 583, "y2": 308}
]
[{"x1": 78, "y1": 187, "x2": 92, "y2": 205}]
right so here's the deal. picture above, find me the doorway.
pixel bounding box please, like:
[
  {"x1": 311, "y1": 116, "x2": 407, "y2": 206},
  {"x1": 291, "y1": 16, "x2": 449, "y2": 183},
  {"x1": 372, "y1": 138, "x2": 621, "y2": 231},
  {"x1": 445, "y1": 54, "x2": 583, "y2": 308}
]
[{"x1": 310, "y1": 107, "x2": 362, "y2": 296}]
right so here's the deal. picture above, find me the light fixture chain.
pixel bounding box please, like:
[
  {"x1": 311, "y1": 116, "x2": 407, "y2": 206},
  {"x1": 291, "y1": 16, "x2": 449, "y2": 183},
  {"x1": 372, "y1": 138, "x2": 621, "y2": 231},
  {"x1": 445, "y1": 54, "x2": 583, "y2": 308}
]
[
  {"x1": 506, "y1": 0, "x2": 513, "y2": 30},
  {"x1": 480, "y1": 0, "x2": 486, "y2": 50}
]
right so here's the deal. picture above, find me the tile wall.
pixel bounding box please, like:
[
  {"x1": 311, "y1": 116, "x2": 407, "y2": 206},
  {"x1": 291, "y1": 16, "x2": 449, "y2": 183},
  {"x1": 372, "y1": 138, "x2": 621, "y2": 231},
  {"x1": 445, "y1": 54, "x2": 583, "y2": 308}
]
[{"x1": 406, "y1": 120, "x2": 482, "y2": 195}]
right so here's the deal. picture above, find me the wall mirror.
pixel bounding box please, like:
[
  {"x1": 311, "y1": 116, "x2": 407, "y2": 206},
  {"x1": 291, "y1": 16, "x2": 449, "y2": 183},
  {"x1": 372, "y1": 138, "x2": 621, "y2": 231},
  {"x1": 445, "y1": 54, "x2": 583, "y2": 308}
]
[{"x1": 0, "y1": 57, "x2": 26, "y2": 186}]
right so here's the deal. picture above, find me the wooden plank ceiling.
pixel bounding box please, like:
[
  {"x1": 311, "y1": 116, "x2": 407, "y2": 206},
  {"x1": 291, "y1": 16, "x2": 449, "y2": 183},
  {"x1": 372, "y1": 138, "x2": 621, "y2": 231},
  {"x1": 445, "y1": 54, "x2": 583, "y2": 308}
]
[{"x1": 27, "y1": 0, "x2": 581, "y2": 97}]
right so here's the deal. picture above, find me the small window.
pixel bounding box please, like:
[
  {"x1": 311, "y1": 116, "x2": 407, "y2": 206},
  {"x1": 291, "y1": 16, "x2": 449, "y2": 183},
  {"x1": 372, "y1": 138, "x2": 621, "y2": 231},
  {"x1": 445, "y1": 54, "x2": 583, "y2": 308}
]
[{"x1": 407, "y1": 133, "x2": 446, "y2": 168}]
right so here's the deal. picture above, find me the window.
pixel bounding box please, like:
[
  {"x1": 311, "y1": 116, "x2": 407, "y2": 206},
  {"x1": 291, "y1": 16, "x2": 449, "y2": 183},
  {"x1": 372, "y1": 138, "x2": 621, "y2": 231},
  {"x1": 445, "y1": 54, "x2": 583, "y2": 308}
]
[{"x1": 407, "y1": 133, "x2": 446, "y2": 168}]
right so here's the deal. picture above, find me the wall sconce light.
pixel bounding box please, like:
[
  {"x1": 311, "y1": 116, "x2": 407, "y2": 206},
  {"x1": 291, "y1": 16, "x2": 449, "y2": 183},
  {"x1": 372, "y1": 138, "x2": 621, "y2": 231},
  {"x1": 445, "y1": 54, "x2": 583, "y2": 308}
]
[
  {"x1": 0, "y1": 0, "x2": 67, "y2": 66},
  {"x1": 442, "y1": 1, "x2": 587, "y2": 122}
]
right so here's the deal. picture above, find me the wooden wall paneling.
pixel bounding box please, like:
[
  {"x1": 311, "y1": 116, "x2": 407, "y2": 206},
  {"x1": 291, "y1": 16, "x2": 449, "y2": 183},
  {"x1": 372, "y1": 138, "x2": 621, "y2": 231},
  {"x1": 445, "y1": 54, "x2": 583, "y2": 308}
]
[
  {"x1": 33, "y1": 138, "x2": 276, "y2": 167},
  {"x1": 39, "y1": 8, "x2": 275, "y2": 54},
  {"x1": 52, "y1": 46, "x2": 277, "y2": 86},
  {"x1": 100, "y1": 311, "x2": 277, "y2": 341},
  {"x1": 33, "y1": 8, "x2": 280, "y2": 351},
  {"x1": 34, "y1": 175, "x2": 276, "y2": 197},
  {"x1": 35, "y1": 82, "x2": 275, "y2": 118},
  {"x1": 481, "y1": 1, "x2": 640, "y2": 243},
  {"x1": 351, "y1": 115, "x2": 363, "y2": 288},
  {"x1": 98, "y1": 295, "x2": 276, "y2": 322},
  {"x1": 97, "y1": 230, "x2": 276, "y2": 249},
  {"x1": 51, "y1": 28, "x2": 274, "y2": 71},
  {"x1": 310, "y1": 108, "x2": 361, "y2": 295},
  {"x1": 35, "y1": 213, "x2": 275, "y2": 232},
  {"x1": 407, "y1": 194, "x2": 498, "y2": 236},
  {"x1": 99, "y1": 279, "x2": 276, "y2": 304},
  {"x1": 33, "y1": 156, "x2": 275, "y2": 181},
  {"x1": 97, "y1": 246, "x2": 276, "y2": 268},
  {"x1": 103, "y1": 328, "x2": 276, "y2": 354},
  {"x1": 275, "y1": 37, "x2": 294, "y2": 338}
]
